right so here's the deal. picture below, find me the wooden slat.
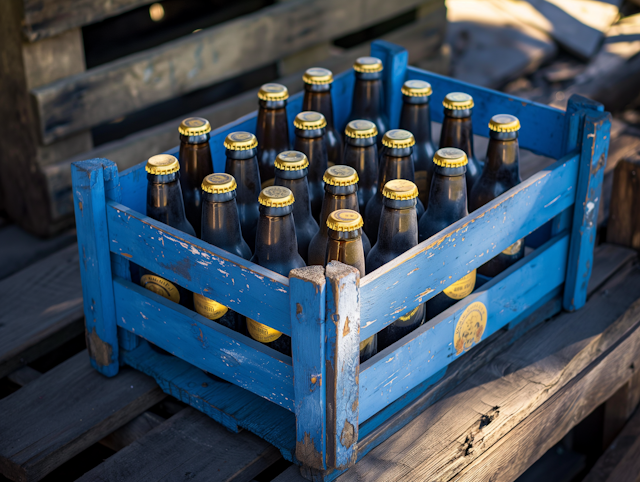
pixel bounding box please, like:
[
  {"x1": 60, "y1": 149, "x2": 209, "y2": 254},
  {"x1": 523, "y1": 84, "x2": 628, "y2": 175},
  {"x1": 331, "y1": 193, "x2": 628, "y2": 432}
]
[
  {"x1": 602, "y1": 370, "x2": 640, "y2": 449},
  {"x1": 77, "y1": 407, "x2": 281, "y2": 482},
  {"x1": 31, "y1": 0, "x2": 437, "y2": 144},
  {"x1": 587, "y1": 243, "x2": 637, "y2": 294},
  {"x1": 0, "y1": 350, "x2": 165, "y2": 482}
]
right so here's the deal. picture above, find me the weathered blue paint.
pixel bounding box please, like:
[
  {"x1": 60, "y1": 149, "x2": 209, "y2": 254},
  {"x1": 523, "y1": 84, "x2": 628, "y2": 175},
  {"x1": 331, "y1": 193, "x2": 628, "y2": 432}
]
[
  {"x1": 290, "y1": 267, "x2": 328, "y2": 470},
  {"x1": 371, "y1": 40, "x2": 408, "y2": 130},
  {"x1": 71, "y1": 159, "x2": 120, "y2": 377},
  {"x1": 359, "y1": 153, "x2": 578, "y2": 340}
]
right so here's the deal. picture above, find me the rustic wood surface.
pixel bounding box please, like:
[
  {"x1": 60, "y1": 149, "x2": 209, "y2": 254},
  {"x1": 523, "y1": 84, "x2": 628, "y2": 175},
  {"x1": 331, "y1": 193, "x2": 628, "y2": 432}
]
[
  {"x1": 608, "y1": 154, "x2": 640, "y2": 251},
  {"x1": 603, "y1": 370, "x2": 640, "y2": 449}
]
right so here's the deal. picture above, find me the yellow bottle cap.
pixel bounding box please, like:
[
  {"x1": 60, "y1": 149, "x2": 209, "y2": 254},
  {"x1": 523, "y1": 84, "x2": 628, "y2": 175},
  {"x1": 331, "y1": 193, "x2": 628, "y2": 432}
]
[
  {"x1": 146, "y1": 154, "x2": 180, "y2": 175},
  {"x1": 275, "y1": 151, "x2": 309, "y2": 171},
  {"x1": 433, "y1": 148, "x2": 468, "y2": 168},
  {"x1": 382, "y1": 129, "x2": 415, "y2": 149},
  {"x1": 224, "y1": 131, "x2": 258, "y2": 150},
  {"x1": 443, "y1": 92, "x2": 474, "y2": 110},
  {"x1": 258, "y1": 186, "x2": 295, "y2": 207},
  {"x1": 202, "y1": 173, "x2": 237, "y2": 194},
  {"x1": 258, "y1": 83, "x2": 289, "y2": 101},
  {"x1": 294, "y1": 111, "x2": 327, "y2": 130},
  {"x1": 489, "y1": 114, "x2": 521, "y2": 133},
  {"x1": 382, "y1": 179, "x2": 419, "y2": 200},
  {"x1": 323, "y1": 165, "x2": 359, "y2": 186},
  {"x1": 401, "y1": 80, "x2": 432, "y2": 97},
  {"x1": 179, "y1": 117, "x2": 211, "y2": 136},
  {"x1": 344, "y1": 120, "x2": 378, "y2": 139},
  {"x1": 353, "y1": 56, "x2": 383, "y2": 73},
  {"x1": 327, "y1": 209, "x2": 364, "y2": 231},
  {"x1": 302, "y1": 67, "x2": 333, "y2": 85}
]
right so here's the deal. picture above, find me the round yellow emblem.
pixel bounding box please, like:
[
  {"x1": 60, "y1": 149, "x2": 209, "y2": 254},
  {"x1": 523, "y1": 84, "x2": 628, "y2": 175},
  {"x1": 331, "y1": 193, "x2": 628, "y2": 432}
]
[{"x1": 454, "y1": 301, "x2": 487, "y2": 355}]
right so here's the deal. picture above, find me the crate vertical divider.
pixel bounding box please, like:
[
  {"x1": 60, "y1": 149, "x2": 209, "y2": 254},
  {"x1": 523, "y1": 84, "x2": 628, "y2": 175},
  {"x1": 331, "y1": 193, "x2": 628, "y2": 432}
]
[{"x1": 71, "y1": 40, "x2": 611, "y2": 482}]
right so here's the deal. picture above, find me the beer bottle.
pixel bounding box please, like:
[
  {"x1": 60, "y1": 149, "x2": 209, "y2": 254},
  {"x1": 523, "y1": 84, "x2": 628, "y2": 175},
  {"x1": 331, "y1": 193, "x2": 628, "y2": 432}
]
[
  {"x1": 418, "y1": 148, "x2": 476, "y2": 319},
  {"x1": 469, "y1": 114, "x2": 524, "y2": 276},
  {"x1": 325, "y1": 209, "x2": 376, "y2": 363},
  {"x1": 178, "y1": 117, "x2": 214, "y2": 236},
  {"x1": 366, "y1": 180, "x2": 425, "y2": 350},
  {"x1": 293, "y1": 111, "x2": 329, "y2": 220},
  {"x1": 274, "y1": 151, "x2": 319, "y2": 263},
  {"x1": 348, "y1": 57, "x2": 389, "y2": 146},
  {"x1": 302, "y1": 68, "x2": 342, "y2": 166},
  {"x1": 248, "y1": 186, "x2": 306, "y2": 356},
  {"x1": 439, "y1": 92, "x2": 482, "y2": 192},
  {"x1": 308, "y1": 165, "x2": 371, "y2": 266},
  {"x1": 343, "y1": 120, "x2": 378, "y2": 214},
  {"x1": 399, "y1": 81, "x2": 435, "y2": 208},
  {"x1": 224, "y1": 132, "x2": 261, "y2": 252},
  {"x1": 193, "y1": 173, "x2": 251, "y2": 334},
  {"x1": 256, "y1": 83, "x2": 290, "y2": 187},
  {"x1": 364, "y1": 129, "x2": 425, "y2": 245},
  {"x1": 141, "y1": 155, "x2": 196, "y2": 318}
]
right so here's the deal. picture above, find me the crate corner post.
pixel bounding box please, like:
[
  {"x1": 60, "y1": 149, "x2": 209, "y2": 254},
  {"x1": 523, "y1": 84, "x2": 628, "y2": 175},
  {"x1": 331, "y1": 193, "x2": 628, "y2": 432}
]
[
  {"x1": 71, "y1": 158, "x2": 121, "y2": 377},
  {"x1": 371, "y1": 40, "x2": 408, "y2": 130}
]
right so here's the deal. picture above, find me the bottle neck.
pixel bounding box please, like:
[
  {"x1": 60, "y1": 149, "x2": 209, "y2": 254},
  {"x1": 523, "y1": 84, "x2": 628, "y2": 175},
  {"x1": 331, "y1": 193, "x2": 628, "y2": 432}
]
[
  {"x1": 326, "y1": 232, "x2": 365, "y2": 277},
  {"x1": 400, "y1": 102, "x2": 432, "y2": 146},
  {"x1": 376, "y1": 204, "x2": 418, "y2": 255},
  {"x1": 146, "y1": 175, "x2": 194, "y2": 235},
  {"x1": 225, "y1": 155, "x2": 261, "y2": 205},
  {"x1": 378, "y1": 153, "x2": 415, "y2": 191},
  {"x1": 484, "y1": 137, "x2": 521, "y2": 183},
  {"x1": 303, "y1": 89, "x2": 335, "y2": 128},
  {"x1": 319, "y1": 190, "x2": 359, "y2": 236},
  {"x1": 427, "y1": 172, "x2": 468, "y2": 221},
  {"x1": 179, "y1": 138, "x2": 213, "y2": 183},
  {"x1": 440, "y1": 114, "x2": 475, "y2": 159},
  {"x1": 343, "y1": 143, "x2": 378, "y2": 189},
  {"x1": 253, "y1": 213, "x2": 301, "y2": 275},
  {"x1": 256, "y1": 106, "x2": 290, "y2": 150},
  {"x1": 275, "y1": 176, "x2": 314, "y2": 223},
  {"x1": 352, "y1": 77, "x2": 384, "y2": 119},
  {"x1": 201, "y1": 196, "x2": 249, "y2": 259},
  {"x1": 294, "y1": 135, "x2": 328, "y2": 183}
]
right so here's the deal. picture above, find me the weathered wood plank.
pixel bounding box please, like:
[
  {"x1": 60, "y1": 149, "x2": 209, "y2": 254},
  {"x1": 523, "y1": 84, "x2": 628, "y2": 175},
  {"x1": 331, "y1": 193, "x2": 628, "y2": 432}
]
[
  {"x1": 602, "y1": 370, "x2": 640, "y2": 449},
  {"x1": 77, "y1": 407, "x2": 281, "y2": 482},
  {"x1": 0, "y1": 350, "x2": 165, "y2": 482},
  {"x1": 100, "y1": 411, "x2": 166, "y2": 452},
  {"x1": 587, "y1": 243, "x2": 637, "y2": 295},
  {"x1": 608, "y1": 154, "x2": 640, "y2": 251}
]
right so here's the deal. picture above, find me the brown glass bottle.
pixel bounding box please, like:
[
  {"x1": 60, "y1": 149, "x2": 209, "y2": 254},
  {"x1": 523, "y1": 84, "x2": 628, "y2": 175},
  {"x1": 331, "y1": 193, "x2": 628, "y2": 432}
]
[
  {"x1": 248, "y1": 186, "x2": 306, "y2": 356},
  {"x1": 418, "y1": 148, "x2": 476, "y2": 320},
  {"x1": 224, "y1": 132, "x2": 261, "y2": 252},
  {"x1": 324, "y1": 209, "x2": 376, "y2": 362},
  {"x1": 274, "y1": 151, "x2": 319, "y2": 263},
  {"x1": 293, "y1": 111, "x2": 329, "y2": 220},
  {"x1": 439, "y1": 92, "x2": 482, "y2": 193},
  {"x1": 343, "y1": 120, "x2": 378, "y2": 213},
  {"x1": 469, "y1": 114, "x2": 524, "y2": 277},
  {"x1": 366, "y1": 180, "x2": 425, "y2": 350},
  {"x1": 399, "y1": 81, "x2": 435, "y2": 207},
  {"x1": 308, "y1": 165, "x2": 371, "y2": 266},
  {"x1": 256, "y1": 83, "x2": 290, "y2": 188},
  {"x1": 178, "y1": 117, "x2": 213, "y2": 236},
  {"x1": 347, "y1": 57, "x2": 389, "y2": 147},
  {"x1": 303, "y1": 68, "x2": 342, "y2": 166},
  {"x1": 364, "y1": 130, "x2": 425, "y2": 245}
]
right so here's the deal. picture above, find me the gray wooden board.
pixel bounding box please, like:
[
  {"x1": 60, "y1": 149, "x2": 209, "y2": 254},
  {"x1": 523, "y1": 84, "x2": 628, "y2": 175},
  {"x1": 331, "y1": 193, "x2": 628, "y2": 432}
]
[
  {"x1": 0, "y1": 350, "x2": 165, "y2": 482},
  {"x1": 0, "y1": 243, "x2": 84, "y2": 379},
  {"x1": 77, "y1": 407, "x2": 282, "y2": 482}
]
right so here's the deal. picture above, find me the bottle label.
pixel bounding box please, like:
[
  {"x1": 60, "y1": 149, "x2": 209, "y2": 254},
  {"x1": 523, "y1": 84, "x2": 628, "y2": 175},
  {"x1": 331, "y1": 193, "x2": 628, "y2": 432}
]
[
  {"x1": 261, "y1": 178, "x2": 275, "y2": 189},
  {"x1": 444, "y1": 270, "x2": 476, "y2": 300},
  {"x1": 247, "y1": 318, "x2": 282, "y2": 343},
  {"x1": 141, "y1": 274, "x2": 180, "y2": 303},
  {"x1": 193, "y1": 293, "x2": 229, "y2": 320},
  {"x1": 502, "y1": 239, "x2": 524, "y2": 256},
  {"x1": 414, "y1": 170, "x2": 428, "y2": 197},
  {"x1": 397, "y1": 306, "x2": 420, "y2": 322},
  {"x1": 454, "y1": 301, "x2": 487, "y2": 355}
]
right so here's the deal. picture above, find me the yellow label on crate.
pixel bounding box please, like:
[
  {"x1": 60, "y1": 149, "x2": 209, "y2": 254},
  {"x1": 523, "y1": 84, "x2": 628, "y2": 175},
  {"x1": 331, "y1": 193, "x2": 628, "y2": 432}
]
[
  {"x1": 261, "y1": 177, "x2": 275, "y2": 189},
  {"x1": 193, "y1": 293, "x2": 229, "y2": 320},
  {"x1": 454, "y1": 301, "x2": 487, "y2": 355},
  {"x1": 140, "y1": 274, "x2": 180, "y2": 303},
  {"x1": 502, "y1": 238, "x2": 524, "y2": 256},
  {"x1": 247, "y1": 318, "x2": 282, "y2": 343},
  {"x1": 414, "y1": 170, "x2": 428, "y2": 197},
  {"x1": 444, "y1": 270, "x2": 476, "y2": 300}
]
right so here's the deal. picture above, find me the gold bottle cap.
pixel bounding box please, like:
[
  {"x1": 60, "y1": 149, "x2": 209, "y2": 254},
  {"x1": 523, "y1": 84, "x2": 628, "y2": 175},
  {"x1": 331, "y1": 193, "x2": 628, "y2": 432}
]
[
  {"x1": 433, "y1": 148, "x2": 468, "y2": 168},
  {"x1": 327, "y1": 209, "x2": 364, "y2": 231},
  {"x1": 443, "y1": 92, "x2": 474, "y2": 110},
  {"x1": 294, "y1": 111, "x2": 327, "y2": 130},
  {"x1": 344, "y1": 120, "x2": 378, "y2": 139},
  {"x1": 275, "y1": 151, "x2": 309, "y2": 171},
  {"x1": 258, "y1": 83, "x2": 289, "y2": 101},
  {"x1": 382, "y1": 129, "x2": 415, "y2": 149},
  {"x1": 179, "y1": 117, "x2": 211, "y2": 136},
  {"x1": 202, "y1": 173, "x2": 237, "y2": 194},
  {"x1": 146, "y1": 154, "x2": 180, "y2": 175},
  {"x1": 353, "y1": 56, "x2": 383, "y2": 73},
  {"x1": 401, "y1": 80, "x2": 432, "y2": 97},
  {"x1": 383, "y1": 179, "x2": 419, "y2": 200},
  {"x1": 302, "y1": 67, "x2": 333, "y2": 85},
  {"x1": 224, "y1": 131, "x2": 258, "y2": 150},
  {"x1": 258, "y1": 186, "x2": 295, "y2": 207},
  {"x1": 489, "y1": 114, "x2": 521, "y2": 133},
  {"x1": 323, "y1": 165, "x2": 359, "y2": 186}
]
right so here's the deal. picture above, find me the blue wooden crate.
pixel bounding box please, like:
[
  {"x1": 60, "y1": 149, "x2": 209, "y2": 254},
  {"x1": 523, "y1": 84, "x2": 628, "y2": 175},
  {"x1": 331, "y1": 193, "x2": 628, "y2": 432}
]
[{"x1": 71, "y1": 40, "x2": 610, "y2": 481}]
